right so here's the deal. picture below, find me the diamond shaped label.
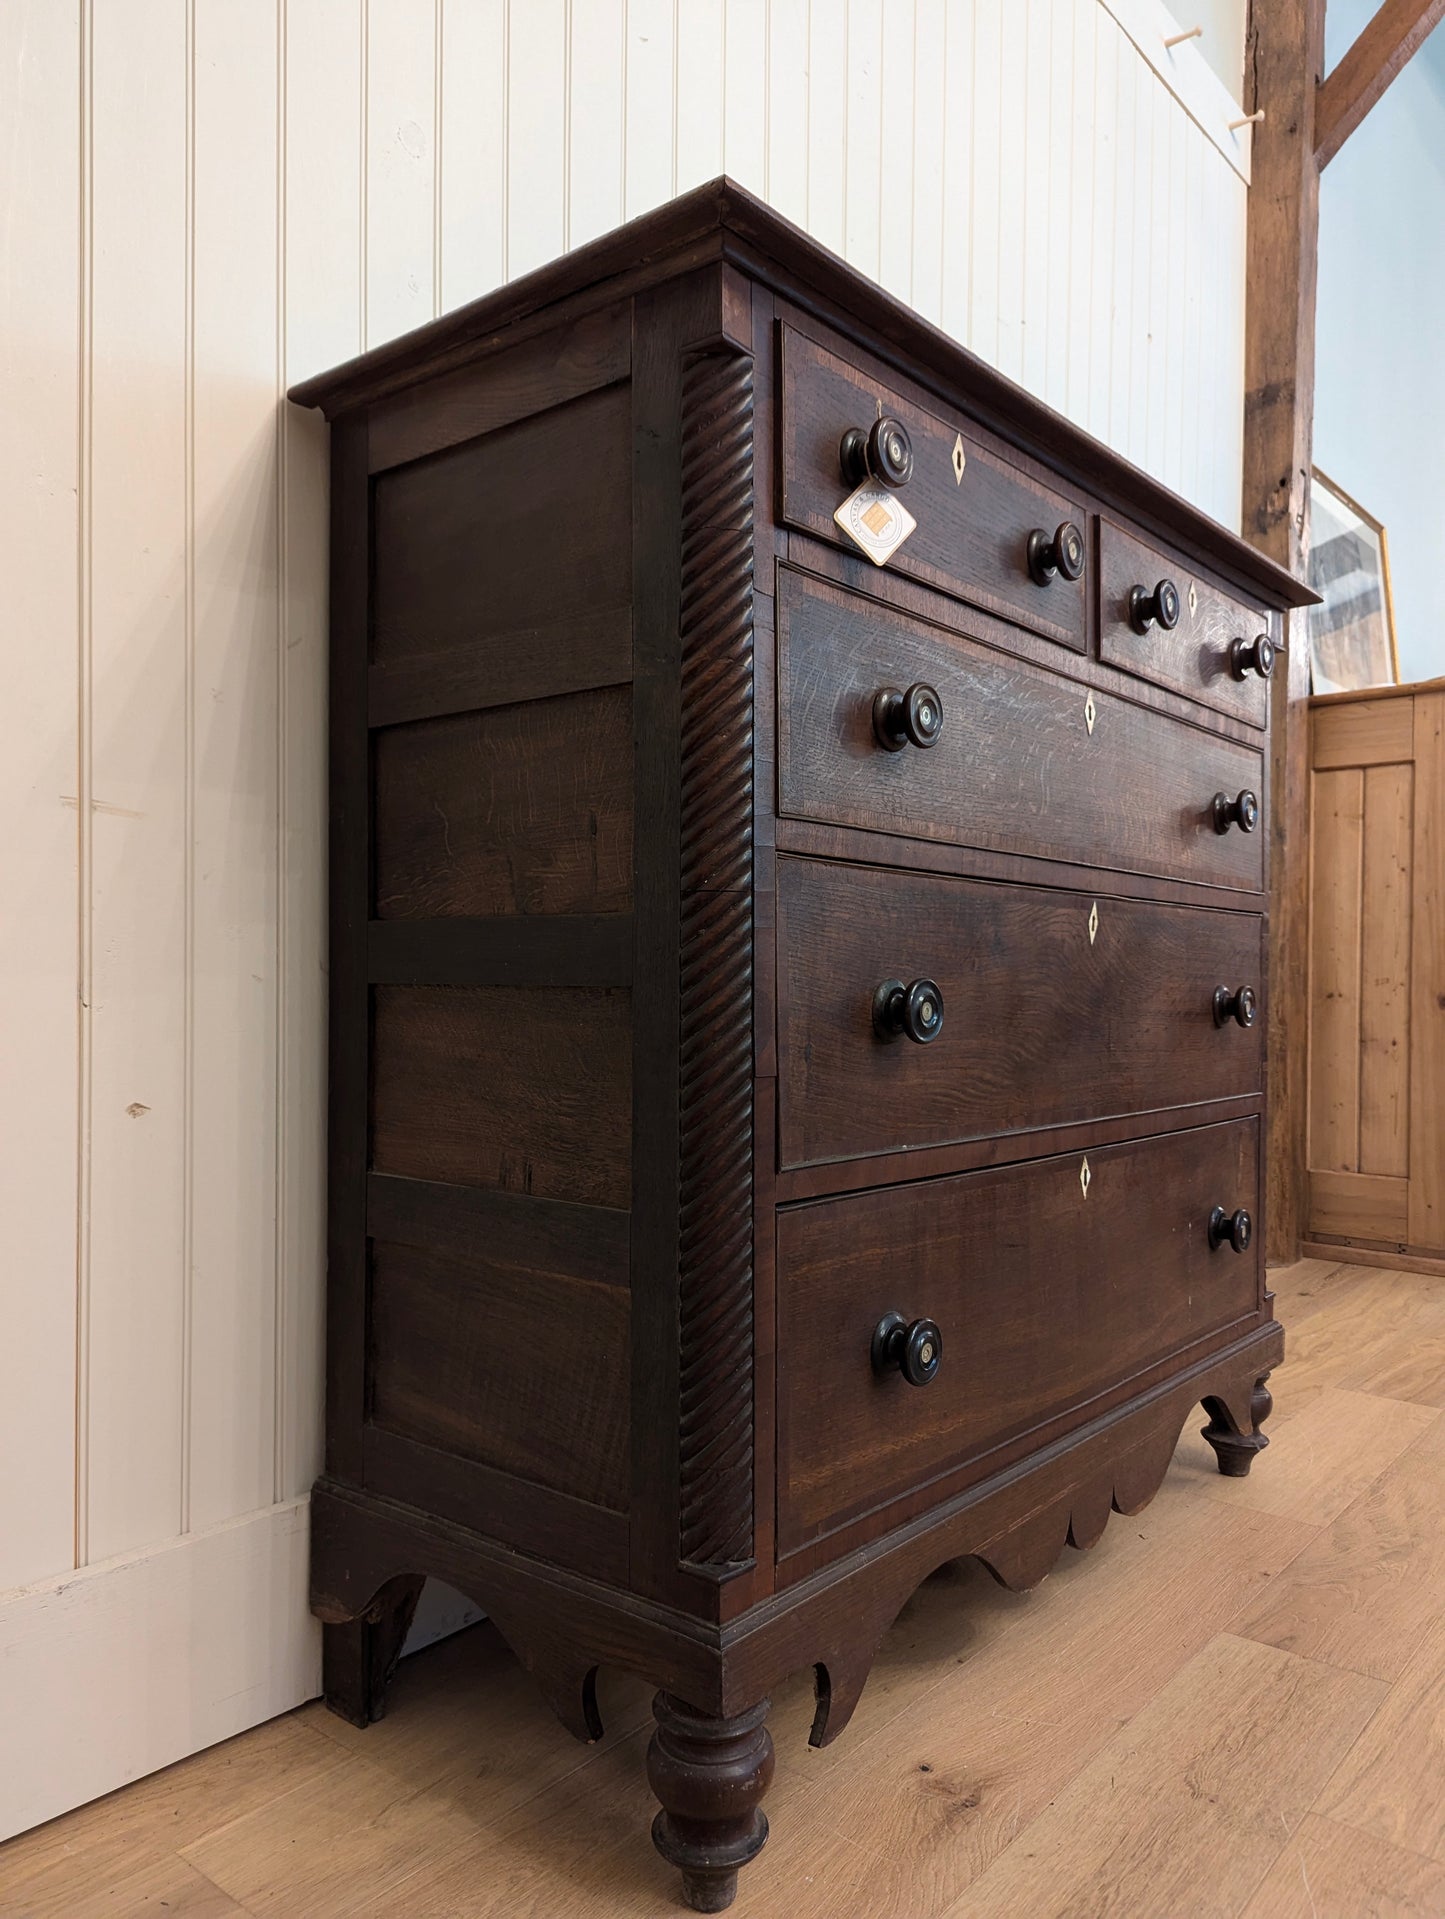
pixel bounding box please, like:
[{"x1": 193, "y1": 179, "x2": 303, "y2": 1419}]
[
  {"x1": 951, "y1": 433, "x2": 966, "y2": 484},
  {"x1": 833, "y1": 479, "x2": 918, "y2": 567},
  {"x1": 1088, "y1": 900, "x2": 1099, "y2": 945},
  {"x1": 1085, "y1": 692, "x2": 1097, "y2": 736},
  {"x1": 1080, "y1": 1156, "x2": 1091, "y2": 1198}
]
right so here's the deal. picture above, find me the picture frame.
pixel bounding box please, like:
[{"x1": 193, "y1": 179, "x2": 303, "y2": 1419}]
[{"x1": 1307, "y1": 469, "x2": 1401, "y2": 693}]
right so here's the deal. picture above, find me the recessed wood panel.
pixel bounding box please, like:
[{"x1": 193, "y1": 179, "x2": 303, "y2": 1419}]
[
  {"x1": 1308, "y1": 1169, "x2": 1408, "y2": 1243},
  {"x1": 1359, "y1": 762, "x2": 1412, "y2": 1178},
  {"x1": 1098, "y1": 518, "x2": 1274, "y2": 728},
  {"x1": 373, "y1": 686, "x2": 633, "y2": 919},
  {"x1": 777, "y1": 567, "x2": 1267, "y2": 893},
  {"x1": 1313, "y1": 694, "x2": 1415, "y2": 770},
  {"x1": 370, "y1": 1236, "x2": 629, "y2": 1510},
  {"x1": 777, "y1": 857, "x2": 1264, "y2": 1169},
  {"x1": 1308, "y1": 768, "x2": 1364, "y2": 1172},
  {"x1": 779, "y1": 328, "x2": 1088, "y2": 652},
  {"x1": 370, "y1": 381, "x2": 631, "y2": 666},
  {"x1": 777, "y1": 1120, "x2": 1261, "y2": 1555},
  {"x1": 371, "y1": 984, "x2": 631, "y2": 1208}
]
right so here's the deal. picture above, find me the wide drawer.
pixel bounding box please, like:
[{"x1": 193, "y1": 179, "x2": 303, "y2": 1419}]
[
  {"x1": 776, "y1": 857, "x2": 1264, "y2": 1170},
  {"x1": 777, "y1": 1119, "x2": 1262, "y2": 1556},
  {"x1": 779, "y1": 326, "x2": 1088, "y2": 652},
  {"x1": 1099, "y1": 519, "x2": 1279, "y2": 729},
  {"x1": 778, "y1": 566, "x2": 1266, "y2": 893}
]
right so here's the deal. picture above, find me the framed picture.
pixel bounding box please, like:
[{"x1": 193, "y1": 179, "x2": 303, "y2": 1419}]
[{"x1": 1307, "y1": 470, "x2": 1400, "y2": 693}]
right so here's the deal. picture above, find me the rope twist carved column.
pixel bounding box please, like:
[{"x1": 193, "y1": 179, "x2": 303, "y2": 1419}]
[{"x1": 676, "y1": 340, "x2": 755, "y2": 1575}]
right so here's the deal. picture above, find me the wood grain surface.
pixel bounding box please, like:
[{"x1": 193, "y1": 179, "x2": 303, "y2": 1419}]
[
  {"x1": 777, "y1": 567, "x2": 1267, "y2": 893},
  {"x1": 777, "y1": 855, "x2": 1264, "y2": 1168},
  {"x1": 776, "y1": 1121, "x2": 1261, "y2": 1553}
]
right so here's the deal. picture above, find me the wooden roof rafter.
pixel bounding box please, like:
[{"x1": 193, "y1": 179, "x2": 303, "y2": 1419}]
[{"x1": 1315, "y1": 0, "x2": 1445, "y2": 167}]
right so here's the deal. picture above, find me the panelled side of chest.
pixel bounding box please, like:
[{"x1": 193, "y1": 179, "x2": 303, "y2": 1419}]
[
  {"x1": 324, "y1": 264, "x2": 785, "y2": 1630},
  {"x1": 325, "y1": 310, "x2": 642, "y2": 1591}
]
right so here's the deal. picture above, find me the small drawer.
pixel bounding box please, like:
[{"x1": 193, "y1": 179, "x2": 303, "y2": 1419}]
[
  {"x1": 779, "y1": 326, "x2": 1088, "y2": 652},
  {"x1": 776, "y1": 857, "x2": 1264, "y2": 1171},
  {"x1": 778, "y1": 567, "x2": 1267, "y2": 893},
  {"x1": 776, "y1": 1119, "x2": 1262, "y2": 1556},
  {"x1": 1099, "y1": 519, "x2": 1279, "y2": 729}
]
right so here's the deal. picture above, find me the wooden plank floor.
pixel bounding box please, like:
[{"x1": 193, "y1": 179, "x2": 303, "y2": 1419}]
[{"x1": 4, "y1": 1257, "x2": 1444, "y2": 1919}]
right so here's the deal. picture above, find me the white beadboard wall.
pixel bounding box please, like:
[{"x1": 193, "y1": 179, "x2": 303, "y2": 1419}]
[{"x1": 0, "y1": 0, "x2": 1248, "y2": 1838}]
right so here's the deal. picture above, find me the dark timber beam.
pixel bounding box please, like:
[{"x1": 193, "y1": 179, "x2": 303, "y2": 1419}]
[
  {"x1": 1316, "y1": 0, "x2": 1445, "y2": 167},
  {"x1": 1243, "y1": 0, "x2": 1326, "y2": 1264}
]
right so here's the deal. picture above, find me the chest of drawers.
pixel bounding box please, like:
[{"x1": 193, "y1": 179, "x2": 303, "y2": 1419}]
[{"x1": 295, "y1": 179, "x2": 1313, "y2": 1912}]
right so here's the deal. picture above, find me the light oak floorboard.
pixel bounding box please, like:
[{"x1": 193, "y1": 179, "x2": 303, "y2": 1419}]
[
  {"x1": 1315, "y1": 1608, "x2": 1445, "y2": 1866},
  {"x1": 12, "y1": 1260, "x2": 1445, "y2": 1918},
  {"x1": 1240, "y1": 1813, "x2": 1445, "y2": 1919},
  {"x1": 1168, "y1": 1382, "x2": 1437, "y2": 1526},
  {"x1": 0, "y1": 1715, "x2": 341, "y2": 1912},
  {"x1": 1232, "y1": 1412, "x2": 1445, "y2": 1681},
  {"x1": 941, "y1": 1635, "x2": 1385, "y2": 1919}
]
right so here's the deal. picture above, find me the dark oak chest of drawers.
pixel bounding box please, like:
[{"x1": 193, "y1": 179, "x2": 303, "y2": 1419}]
[{"x1": 294, "y1": 179, "x2": 1312, "y2": 1912}]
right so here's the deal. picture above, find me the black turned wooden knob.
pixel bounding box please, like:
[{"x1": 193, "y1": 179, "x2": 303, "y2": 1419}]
[
  {"x1": 873, "y1": 682, "x2": 944, "y2": 752},
  {"x1": 872, "y1": 976, "x2": 945, "y2": 1044},
  {"x1": 1128, "y1": 578, "x2": 1182, "y2": 634},
  {"x1": 1208, "y1": 1206, "x2": 1253, "y2": 1254},
  {"x1": 840, "y1": 415, "x2": 914, "y2": 490},
  {"x1": 1229, "y1": 633, "x2": 1276, "y2": 681},
  {"x1": 1026, "y1": 520, "x2": 1086, "y2": 587},
  {"x1": 871, "y1": 1311, "x2": 943, "y2": 1386},
  {"x1": 1213, "y1": 984, "x2": 1258, "y2": 1029},
  {"x1": 1213, "y1": 788, "x2": 1260, "y2": 835}
]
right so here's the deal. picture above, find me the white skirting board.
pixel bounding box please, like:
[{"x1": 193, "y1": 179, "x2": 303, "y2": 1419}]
[{"x1": 0, "y1": 1499, "x2": 319, "y2": 1844}]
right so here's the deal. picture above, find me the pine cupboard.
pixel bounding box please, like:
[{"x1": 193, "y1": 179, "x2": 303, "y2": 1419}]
[{"x1": 1306, "y1": 681, "x2": 1445, "y2": 1266}]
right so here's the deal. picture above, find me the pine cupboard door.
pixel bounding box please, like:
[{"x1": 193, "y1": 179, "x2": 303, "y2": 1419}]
[{"x1": 1306, "y1": 688, "x2": 1445, "y2": 1260}]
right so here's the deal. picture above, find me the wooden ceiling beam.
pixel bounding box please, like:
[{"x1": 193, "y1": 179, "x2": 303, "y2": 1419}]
[{"x1": 1316, "y1": 0, "x2": 1445, "y2": 168}]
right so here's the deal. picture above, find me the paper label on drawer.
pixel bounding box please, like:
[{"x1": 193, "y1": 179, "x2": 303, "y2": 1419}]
[{"x1": 833, "y1": 479, "x2": 917, "y2": 567}]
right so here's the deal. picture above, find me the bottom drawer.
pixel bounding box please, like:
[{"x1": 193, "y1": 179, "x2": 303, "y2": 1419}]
[{"x1": 777, "y1": 1119, "x2": 1261, "y2": 1557}]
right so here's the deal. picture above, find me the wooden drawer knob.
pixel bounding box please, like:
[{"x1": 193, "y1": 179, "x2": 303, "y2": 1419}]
[
  {"x1": 840, "y1": 415, "x2": 914, "y2": 490},
  {"x1": 1213, "y1": 984, "x2": 1258, "y2": 1028},
  {"x1": 872, "y1": 682, "x2": 944, "y2": 752},
  {"x1": 1128, "y1": 578, "x2": 1182, "y2": 634},
  {"x1": 871, "y1": 1311, "x2": 943, "y2": 1386},
  {"x1": 1212, "y1": 788, "x2": 1260, "y2": 835},
  {"x1": 1208, "y1": 1206, "x2": 1253, "y2": 1254},
  {"x1": 1026, "y1": 520, "x2": 1086, "y2": 587},
  {"x1": 1229, "y1": 633, "x2": 1275, "y2": 681},
  {"x1": 872, "y1": 976, "x2": 945, "y2": 1044}
]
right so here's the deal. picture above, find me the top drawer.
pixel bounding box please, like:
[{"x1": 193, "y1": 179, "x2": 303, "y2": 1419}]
[
  {"x1": 779, "y1": 326, "x2": 1089, "y2": 653},
  {"x1": 1099, "y1": 520, "x2": 1279, "y2": 730}
]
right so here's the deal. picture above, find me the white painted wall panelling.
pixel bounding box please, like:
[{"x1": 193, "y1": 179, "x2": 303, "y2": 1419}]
[{"x1": 0, "y1": 0, "x2": 1251, "y2": 1839}]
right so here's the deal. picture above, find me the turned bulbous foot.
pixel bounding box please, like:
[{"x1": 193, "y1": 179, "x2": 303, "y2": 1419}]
[
  {"x1": 1201, "y1": 1372, "x2": 1274, "y2": 1478},
  {"x1": 647, "y1": 1693, "x2": 774, "y2": 1911}
]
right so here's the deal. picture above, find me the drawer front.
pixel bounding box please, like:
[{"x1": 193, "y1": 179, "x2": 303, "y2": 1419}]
[
  {"x1": 779, "y1": 327, "x2": 1088, "y2": 652},
  {"x1": 778, "y1": 567, "x2": 1266, "y2": 893},
  {"x1": 1099, "y1": 519, "x2": 1278, "y2": 728},
  {"x1": 777, "y1": 1119, "x2": 1261, "y2": 1555},
  {"x1": 777, "y1": 857, "x2": 1264, "y2": 1169}
]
